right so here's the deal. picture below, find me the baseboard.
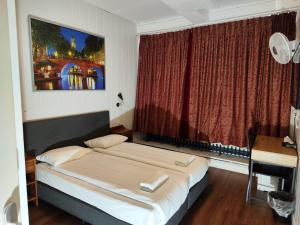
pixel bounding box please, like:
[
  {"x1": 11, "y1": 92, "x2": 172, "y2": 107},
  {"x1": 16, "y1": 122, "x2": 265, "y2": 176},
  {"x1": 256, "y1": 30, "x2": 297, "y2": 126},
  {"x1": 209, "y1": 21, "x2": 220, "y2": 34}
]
[{"x1": 208, "y1": 158, "x2": 248, "y2": 174}]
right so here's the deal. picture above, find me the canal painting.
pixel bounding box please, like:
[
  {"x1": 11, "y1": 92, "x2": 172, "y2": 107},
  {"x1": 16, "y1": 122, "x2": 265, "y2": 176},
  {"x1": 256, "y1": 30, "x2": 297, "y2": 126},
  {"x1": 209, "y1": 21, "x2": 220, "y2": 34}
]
[{"x1": 30, "y1": 17, "x2": 105, "y2": 90}]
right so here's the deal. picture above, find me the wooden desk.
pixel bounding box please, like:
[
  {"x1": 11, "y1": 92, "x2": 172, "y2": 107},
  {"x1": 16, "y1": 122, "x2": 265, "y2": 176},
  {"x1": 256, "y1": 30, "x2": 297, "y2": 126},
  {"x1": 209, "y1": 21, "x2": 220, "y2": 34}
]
[
  {"x1": 252, "y1": 135, "x2": 298, "y2": 168},
  {"x1": 250, "y1": 135, "x2": 298, "y2": 194}
]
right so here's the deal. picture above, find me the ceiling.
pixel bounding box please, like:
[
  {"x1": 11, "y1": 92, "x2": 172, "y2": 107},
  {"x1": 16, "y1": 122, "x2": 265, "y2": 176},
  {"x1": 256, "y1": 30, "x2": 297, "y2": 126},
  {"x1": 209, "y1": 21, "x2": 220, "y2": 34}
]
[
  {"x1": 84, "y1": 0, "x2": 179, "y2": 22},
  {"x1": 84, "y1": 0, "x2": 300, "y2": 33}
]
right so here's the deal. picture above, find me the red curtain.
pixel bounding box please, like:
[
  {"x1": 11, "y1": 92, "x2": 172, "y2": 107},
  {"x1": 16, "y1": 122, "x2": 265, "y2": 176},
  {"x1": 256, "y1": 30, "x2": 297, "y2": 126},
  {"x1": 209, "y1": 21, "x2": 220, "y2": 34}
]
[
  {"x1": 134, "y1": 13, "x2": 298, "y2": 147},
  {"x1": 134, "y1": 31, "x2": 191, "y2": 137},
  {"x1": 184, "y1": 13, "x2": 298, "y2": 147}
]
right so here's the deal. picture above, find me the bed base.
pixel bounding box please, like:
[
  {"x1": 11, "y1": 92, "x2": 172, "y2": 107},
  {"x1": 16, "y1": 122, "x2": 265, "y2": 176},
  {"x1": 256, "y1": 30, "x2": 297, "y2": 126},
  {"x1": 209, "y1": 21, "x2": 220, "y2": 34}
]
[
  {"x1": 37, "y1": 172, "x2": 207, "y2": 225},
  {"x1": 38, "y1": 182, "x2": 187, "y2": 225},
  {"x1": 188, "y1": 172, "x2": 208, "y2": 208}
]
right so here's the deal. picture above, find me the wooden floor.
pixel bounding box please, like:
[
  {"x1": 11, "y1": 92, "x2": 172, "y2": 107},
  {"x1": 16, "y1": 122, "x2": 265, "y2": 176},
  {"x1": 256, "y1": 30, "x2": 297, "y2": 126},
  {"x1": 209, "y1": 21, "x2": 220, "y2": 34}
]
[{"x1": 29, "y1": 168, "x2": 286, "y2": 225}]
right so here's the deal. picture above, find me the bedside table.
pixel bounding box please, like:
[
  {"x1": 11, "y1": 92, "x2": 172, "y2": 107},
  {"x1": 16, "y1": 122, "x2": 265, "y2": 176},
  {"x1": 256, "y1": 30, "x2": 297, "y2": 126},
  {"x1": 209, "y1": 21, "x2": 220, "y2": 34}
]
[
  {"x1": 25, "y1": 154, "x2": 38, "y2": 207},
  {"x1": 111, "y1": 125, "x2": 133, "y2": 142}
]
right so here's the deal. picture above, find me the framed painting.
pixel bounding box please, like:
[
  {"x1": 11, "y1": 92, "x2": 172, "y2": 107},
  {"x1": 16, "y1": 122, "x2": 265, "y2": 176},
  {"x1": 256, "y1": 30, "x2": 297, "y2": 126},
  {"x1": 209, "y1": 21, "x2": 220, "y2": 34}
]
[{"x1": 29, "y1": 16, "x2": 105, "y2": 90}]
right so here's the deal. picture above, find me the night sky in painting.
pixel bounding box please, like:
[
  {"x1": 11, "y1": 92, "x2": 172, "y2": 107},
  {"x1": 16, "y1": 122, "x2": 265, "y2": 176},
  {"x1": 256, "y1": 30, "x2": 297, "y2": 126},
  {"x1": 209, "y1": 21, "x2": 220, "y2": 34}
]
[
  {"x1": 61, "y1": 28, "x2": 88, "y2": 51},
  {"x1": 48, "y1": 27, "x2": 91, "y2": 55}
]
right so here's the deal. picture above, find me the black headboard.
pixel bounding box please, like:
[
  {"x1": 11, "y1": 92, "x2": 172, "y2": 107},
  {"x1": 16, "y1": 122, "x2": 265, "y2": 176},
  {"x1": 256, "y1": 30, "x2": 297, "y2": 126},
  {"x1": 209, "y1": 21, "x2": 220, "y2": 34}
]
[{"x1": 23, "y1": 111, "x2": 110, "y2": 156}]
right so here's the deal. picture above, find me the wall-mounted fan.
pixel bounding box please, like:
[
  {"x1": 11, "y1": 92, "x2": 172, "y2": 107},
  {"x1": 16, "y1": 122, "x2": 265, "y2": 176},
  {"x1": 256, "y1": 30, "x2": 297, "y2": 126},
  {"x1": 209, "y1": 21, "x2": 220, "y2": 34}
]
[{"x1": 269, "y1": 32, "x2": 300, "y2": 64}]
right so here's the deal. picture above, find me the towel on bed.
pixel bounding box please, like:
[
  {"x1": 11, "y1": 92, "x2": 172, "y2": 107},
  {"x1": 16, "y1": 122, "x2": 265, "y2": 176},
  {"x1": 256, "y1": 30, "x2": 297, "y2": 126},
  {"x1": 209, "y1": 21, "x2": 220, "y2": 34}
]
[
  {"x1": 175, "y1": 156, "x2": 196, "y2": 167},
  {"x1": 140, "y1": 171, "x2": 169, "y2": 192}
]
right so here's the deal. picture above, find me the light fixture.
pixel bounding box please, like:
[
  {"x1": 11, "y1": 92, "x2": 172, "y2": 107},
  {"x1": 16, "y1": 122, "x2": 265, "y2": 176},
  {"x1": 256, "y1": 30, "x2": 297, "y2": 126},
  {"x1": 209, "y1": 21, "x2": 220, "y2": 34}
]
[{"x1": 116, "y1": 92, "x2": 123, "y2": 107}]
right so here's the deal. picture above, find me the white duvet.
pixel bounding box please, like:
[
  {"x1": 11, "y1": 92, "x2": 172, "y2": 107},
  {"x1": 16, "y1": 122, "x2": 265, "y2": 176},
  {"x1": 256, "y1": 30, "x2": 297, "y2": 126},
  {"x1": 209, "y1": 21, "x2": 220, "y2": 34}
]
[
  {"x1": 94, "y1": 142, "x2": 208, "y2": 188},
  {"x1": 50, "y1": 152, "x2": 189, "y2": 225}
]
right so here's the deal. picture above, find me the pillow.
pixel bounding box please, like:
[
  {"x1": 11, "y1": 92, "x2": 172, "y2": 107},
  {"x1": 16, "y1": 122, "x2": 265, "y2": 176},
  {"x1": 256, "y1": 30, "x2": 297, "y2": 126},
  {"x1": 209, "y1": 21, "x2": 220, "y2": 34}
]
[
  {"x1": 36, "y1": 146, "x2": 91, "y2": 166},
  {"x1": 84, "y1": 134, "x2": 128, "y2": 149}
]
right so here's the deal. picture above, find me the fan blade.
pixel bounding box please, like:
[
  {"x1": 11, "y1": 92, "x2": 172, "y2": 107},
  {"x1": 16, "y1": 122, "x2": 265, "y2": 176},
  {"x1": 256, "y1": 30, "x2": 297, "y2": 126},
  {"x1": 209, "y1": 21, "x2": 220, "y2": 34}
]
[{"x1": 269, "y1": 33, "x2": 292, "y2": 64}]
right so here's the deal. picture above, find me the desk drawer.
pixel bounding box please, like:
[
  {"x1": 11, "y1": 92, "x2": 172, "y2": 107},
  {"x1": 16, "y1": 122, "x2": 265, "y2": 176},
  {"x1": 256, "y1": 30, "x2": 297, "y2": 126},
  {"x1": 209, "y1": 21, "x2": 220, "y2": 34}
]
[{"x1": 26, "y1": 160, "x2": 35, "y2": 174}]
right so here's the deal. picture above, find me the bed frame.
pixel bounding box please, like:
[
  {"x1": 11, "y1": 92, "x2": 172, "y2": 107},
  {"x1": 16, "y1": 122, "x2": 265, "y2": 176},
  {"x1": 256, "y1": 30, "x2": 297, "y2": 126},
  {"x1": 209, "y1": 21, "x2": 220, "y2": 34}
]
[{"x1": 23, "y1": 111, "x2": 208, "y2": 225}]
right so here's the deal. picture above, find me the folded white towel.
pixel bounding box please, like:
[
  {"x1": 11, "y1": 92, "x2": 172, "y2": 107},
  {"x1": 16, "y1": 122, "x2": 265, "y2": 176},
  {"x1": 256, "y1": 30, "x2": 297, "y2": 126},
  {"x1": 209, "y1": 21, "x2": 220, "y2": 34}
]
[
  {"x1": 175, "y1": 156, "x2": 196, "y2": 167},
  {"x1": 140, "y1": 171, "x2": 169, "y2": 192}
]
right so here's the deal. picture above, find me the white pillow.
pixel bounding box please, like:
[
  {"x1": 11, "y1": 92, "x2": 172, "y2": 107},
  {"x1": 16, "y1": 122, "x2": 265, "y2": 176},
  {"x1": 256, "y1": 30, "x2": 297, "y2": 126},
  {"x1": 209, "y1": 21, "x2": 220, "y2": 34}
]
[
  {"x1": 36, "y1": 146, "x2": 91, "y2": 166},
  {"x1": 84, "y1": 134, "x2": 128, "y2": 149}
]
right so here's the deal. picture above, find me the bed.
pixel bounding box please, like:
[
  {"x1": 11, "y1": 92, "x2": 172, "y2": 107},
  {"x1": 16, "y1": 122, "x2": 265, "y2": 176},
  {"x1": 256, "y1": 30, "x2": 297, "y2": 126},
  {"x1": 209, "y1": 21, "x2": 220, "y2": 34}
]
[
  {"x1": 93, "y1": 142, "x2": 208, "y2": 208},
  {"x1": 36, "y1": 151, "x2": 189, "y2": 225},
  {"x1": 23, "y1": 111, "x2": 208, "y2": 225}
]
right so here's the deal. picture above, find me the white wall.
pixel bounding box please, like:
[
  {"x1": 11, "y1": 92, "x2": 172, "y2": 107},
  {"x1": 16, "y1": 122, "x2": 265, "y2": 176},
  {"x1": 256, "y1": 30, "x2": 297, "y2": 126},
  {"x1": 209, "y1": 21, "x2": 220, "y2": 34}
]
[
  {"x1": 17, "y1": 0, "x2": 137, "y2": 126},
  {"x1": 294, "y1": 12, "x2": 300, "y2": 225},
  {"x1": 296, "y1": 11, "x2": 300, "y2": 41},
  {"x1": 0, "y1": 0, "x2": 21, "y2": 223},
  {"x1": 293, "y1": 110, "x2": 300, "y2": 225}
]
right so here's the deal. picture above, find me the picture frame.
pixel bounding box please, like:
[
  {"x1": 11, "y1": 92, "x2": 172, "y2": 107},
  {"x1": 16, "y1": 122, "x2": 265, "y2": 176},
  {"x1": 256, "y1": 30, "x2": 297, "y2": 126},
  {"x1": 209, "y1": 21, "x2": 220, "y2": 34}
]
[{"x1": 28, "y1": 16, "x2": 105, "y2": 91}]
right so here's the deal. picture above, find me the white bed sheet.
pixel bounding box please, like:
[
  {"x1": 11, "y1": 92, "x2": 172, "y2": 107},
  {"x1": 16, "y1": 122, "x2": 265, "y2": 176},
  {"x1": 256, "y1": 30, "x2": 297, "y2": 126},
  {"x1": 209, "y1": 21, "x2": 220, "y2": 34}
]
[
  {"x1": 94, "y1": 142, "x2": 208, "y2": 188},
  {"x1": 36, "y1": 152, "x2": 189, "y2": 225}
]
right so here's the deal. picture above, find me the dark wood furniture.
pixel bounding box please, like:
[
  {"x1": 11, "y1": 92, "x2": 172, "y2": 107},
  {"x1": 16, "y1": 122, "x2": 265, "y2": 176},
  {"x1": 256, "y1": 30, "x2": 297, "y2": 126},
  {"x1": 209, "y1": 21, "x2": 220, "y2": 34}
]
[
  {"x1": 111, "y1": 125, "x2": 133, "y2": 142},
  {"x1": 26, "y1": 154, "x2": 38, "y2": 206}
]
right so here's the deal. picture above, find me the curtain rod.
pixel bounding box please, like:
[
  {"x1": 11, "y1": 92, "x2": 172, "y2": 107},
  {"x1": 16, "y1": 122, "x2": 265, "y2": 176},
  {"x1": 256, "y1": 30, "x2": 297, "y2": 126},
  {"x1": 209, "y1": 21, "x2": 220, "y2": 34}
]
[{"x1": 137, "y1": 8, "x2": 299, "y2": 36}]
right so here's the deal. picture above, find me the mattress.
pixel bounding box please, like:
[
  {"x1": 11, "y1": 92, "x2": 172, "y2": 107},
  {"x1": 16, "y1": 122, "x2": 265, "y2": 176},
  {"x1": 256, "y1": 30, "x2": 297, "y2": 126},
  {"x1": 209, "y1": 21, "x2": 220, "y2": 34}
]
[
  {"x1": 36, "y1": 152, "x2": 189, "y2": 225},
  {"x1": 94, "y1": 142, "x2": 208, "y2": 188}
]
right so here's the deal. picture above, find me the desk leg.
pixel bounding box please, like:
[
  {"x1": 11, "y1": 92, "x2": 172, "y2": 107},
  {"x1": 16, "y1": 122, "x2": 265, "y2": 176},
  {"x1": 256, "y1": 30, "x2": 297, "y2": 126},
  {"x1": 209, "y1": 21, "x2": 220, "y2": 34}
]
[
  {"x1": 281, "y1": 179, "x2": 285, "y2": 191},
  {"x1": 246, "y1": 160, "x2": 254, "y2": 203},
  {"x1": 291, "y1": 168, "x2": 297, "y2": 194}
]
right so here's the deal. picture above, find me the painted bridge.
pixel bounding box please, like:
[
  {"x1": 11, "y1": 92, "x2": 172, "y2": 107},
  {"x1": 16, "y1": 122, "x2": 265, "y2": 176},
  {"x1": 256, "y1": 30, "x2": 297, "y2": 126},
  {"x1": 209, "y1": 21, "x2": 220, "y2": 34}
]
[{"x1": 49, "y1": 58, "x2": 104, "y2": 74}]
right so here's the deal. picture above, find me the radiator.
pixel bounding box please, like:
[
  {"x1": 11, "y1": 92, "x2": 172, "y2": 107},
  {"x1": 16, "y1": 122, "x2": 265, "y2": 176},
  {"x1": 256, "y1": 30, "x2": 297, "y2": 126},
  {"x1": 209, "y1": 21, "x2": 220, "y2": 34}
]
[{"x1": 144, "y1": 134, "x2": 250, "y2": 158}]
